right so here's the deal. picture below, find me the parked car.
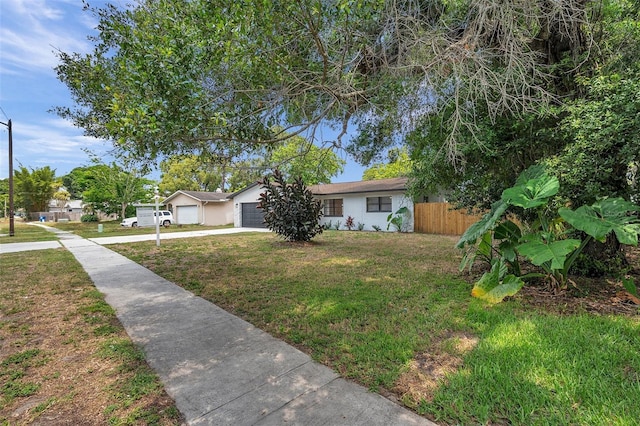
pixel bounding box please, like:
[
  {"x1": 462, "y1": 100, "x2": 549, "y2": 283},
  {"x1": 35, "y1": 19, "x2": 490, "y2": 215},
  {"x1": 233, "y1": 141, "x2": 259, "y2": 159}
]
[{"x1": 120, "y1": 210, "x2": 174, "y2": 227}]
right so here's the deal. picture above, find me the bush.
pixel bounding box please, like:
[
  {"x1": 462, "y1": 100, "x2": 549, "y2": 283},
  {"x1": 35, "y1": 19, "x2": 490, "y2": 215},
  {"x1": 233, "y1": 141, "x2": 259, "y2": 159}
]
[
  {"x1": 257, "y1": 170, "x2": 323, "y2": 242},
  {"x1": 81, "y1": 214, "x2": 99, "y2": 223}
]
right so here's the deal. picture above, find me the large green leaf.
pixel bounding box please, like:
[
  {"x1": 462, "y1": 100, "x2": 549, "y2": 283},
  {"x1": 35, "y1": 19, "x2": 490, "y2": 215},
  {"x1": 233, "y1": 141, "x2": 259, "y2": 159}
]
[
  {"x1": 514, "y1": 164, "x2": 547, "y2": 185},
  {"x1": 517, "y1": 239, "x2": 581, "y2": 269},
  {"x1": 559, "y1": 198, "x2": 640, "y2": 245},
  {"x1": 456, "y1": 200, "x2": 508, "y2": 248},
  {"x1": 471, "y1": 259, "x2": 524, "y2": 304},
  {"x1": 494, "y1": 220, "x2": 521, "y2": 241},
  {"x1": 501, "y1": 174, "x2": 559, "y2": 209}
]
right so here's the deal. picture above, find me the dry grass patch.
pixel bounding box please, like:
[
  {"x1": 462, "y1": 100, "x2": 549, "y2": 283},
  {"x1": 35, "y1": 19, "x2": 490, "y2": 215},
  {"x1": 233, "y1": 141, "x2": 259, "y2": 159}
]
[
  {"x1": 0, "y1": 249, "x2": 183, "y2": 425},
  {"x1": 395, "y1": 332, "x2": 478, "y2": 406}
]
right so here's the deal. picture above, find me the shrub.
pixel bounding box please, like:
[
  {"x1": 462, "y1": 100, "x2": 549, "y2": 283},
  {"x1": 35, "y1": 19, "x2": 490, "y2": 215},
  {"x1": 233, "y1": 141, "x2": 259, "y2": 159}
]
[
  {"x1": 257, "y1": 170, "x2": 323, "y2": 242},
  {"x1": 344, "y1": 216, "x2": 355, "y2": 230},
  {"x1": 81, "y1": 214, "x2": 99, "y2": 223},
  {"x1": 387, "y1": 206, "x2": 412, "y2": 232},
  {"x1": 457, "y1": 165, "x2": 640, "y2": 303}
]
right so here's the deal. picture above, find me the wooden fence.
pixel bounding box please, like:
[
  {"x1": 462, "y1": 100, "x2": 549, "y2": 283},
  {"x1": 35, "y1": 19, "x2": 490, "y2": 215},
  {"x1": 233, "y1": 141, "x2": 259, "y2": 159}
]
[{"x1": 413, "y1": 203, "x2": 482, "y2": 235}]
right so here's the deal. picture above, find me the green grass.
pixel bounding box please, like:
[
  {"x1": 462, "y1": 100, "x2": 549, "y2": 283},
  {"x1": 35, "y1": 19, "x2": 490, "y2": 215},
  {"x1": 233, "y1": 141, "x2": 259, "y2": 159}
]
[
  {"x1": 0, "y1": 349, "x2": 43, "y2": 405},
  {"x1": 0, "y1": 219, "x2": 233, "y2": 242},
  {"x1": 0, "y1": 220, "x2": 59, "y2": 243},
  {"x1": 49, "y1": 220, "x2": 232, "y2": 239},
  {"x1": 111, "y1": 230, "x2": 640, "y2": 425}
]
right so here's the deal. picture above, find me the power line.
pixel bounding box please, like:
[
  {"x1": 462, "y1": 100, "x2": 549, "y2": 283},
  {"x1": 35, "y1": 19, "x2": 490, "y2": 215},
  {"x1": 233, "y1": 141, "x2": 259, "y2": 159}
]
[{"x1": 0, "y1": 106, "x2": 9, "y2": 122}]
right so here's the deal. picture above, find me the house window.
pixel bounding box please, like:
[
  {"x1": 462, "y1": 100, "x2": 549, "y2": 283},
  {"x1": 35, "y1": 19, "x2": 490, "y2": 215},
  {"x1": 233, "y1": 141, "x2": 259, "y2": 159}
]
[
  {"x1": 323, "y1": 199, "x2": 343, "y2": 217},
  {"x1": 366, "y1": 196, "x2": 392, "y2": 212}
]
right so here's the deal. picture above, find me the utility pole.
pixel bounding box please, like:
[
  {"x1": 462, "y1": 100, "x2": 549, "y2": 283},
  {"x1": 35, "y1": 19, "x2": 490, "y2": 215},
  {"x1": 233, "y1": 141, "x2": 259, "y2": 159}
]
[{"x1": 0, "y1": 118, "x2": 13, "y2": 236}]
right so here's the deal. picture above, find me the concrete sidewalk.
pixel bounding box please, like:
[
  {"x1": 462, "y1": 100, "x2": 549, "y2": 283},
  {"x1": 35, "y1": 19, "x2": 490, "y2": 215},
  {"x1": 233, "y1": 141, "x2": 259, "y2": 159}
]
[{"x1": 2, "y1": 227, "x2": 436, "y2": 425}]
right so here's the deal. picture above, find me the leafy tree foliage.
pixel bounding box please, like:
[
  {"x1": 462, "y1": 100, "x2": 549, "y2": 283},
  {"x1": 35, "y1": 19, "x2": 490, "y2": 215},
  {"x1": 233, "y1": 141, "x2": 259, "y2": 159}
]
[
  {"x1": 62, "y1": 167, "x2": 102, "y2": 199},
  {"x1": 407, "y1": 1, "x2": 640, "y2": 211},
  {"x1": 362, "y1": 148, "x2": 412, "y2": 181},
  {"x1": 257, "y1": 170, "x2": 323, "y2": 242},
  {"x1": 54, "y1": 0, "x2": 638, "y2": 221},
  {"x1": 14, "y1": 166, "x2": 59, "y2": 215},
  {"x1": 52, "y1": 189, "x2": 71, "y2": 210},
  {"x1": 158, "y1": 133, "x2": 344, "y2": 194},
  {"x1": 159, "y1": 154, "x2": 224, "y2": 195},
  {"x1": 225, "y1": 159, "x2": 266, "y2": 192},
  {"x1": 543, "y1": 73, "x2": 640, "y2": 206},
  {"x1": 55, "y1": 0, "x2": 594, "y2": 167},
  {"x1": 0, "y1": 178, "x2": 8, "y2": 218},
  {"x1": 80, "y1": 161, "x2": 153, "y2": 220},
  {"x1": 269, "y1": 133, "x2": 345, "y2": 185}
]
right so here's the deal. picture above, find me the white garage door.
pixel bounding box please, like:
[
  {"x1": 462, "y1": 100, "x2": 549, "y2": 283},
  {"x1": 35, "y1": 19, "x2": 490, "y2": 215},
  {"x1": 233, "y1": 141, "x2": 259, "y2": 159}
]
[{"x1": 176, "y1": 205, "x2": 198, "y2": 224}]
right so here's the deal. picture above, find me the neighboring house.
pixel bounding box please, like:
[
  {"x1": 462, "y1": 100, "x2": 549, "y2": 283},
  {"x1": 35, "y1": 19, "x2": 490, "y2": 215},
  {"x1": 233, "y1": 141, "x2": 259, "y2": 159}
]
[
  {"x1": 48, "y1": 199, "x2": 83, "y2": 213},
  {"x1": 230, "y1": 177, "x2": 419, "y2": 232},
  {"x1": 309, "y1": 177, "x2": 414, "y2": 232},
  {"x1": 162, "y1": 190, "x2": 233, "y2": 226}
]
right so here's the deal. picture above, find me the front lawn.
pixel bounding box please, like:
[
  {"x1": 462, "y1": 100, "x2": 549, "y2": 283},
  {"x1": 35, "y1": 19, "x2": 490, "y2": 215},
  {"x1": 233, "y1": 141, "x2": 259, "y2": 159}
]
[
  {"x1": 112, "y1": 231, "x2": 640, "y2": 425},
  {"x1": 0, "y1": 221, "x2": 58, "y2": 243},
  {"x1": 48, "y1": 220, "x2": 233, "y2": 239},
  {"x1": 0, "y1": 249, "x2": 183, "y2": 424}
]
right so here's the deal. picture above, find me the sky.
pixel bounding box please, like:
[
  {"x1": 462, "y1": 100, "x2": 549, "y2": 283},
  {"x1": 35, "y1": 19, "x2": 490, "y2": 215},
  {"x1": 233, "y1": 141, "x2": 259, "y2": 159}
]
[{"x1": 0, "y1": 0, "x2": 366, "y2": 183}]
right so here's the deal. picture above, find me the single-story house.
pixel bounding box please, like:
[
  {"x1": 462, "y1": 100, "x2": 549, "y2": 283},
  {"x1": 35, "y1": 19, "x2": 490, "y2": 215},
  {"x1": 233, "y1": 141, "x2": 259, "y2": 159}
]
[
  {"x1": 309, "y1": 178, "x2": 414, "y2": 232},
  {"x1": 48, "y1": 199, "x2": 83, "y2": 213},
  {"x1": 229, "y1": 177, "x2": 418, "y2": 231},
  {"x1": 163, "y1": 190, "x2": 233, "y2": 226}
]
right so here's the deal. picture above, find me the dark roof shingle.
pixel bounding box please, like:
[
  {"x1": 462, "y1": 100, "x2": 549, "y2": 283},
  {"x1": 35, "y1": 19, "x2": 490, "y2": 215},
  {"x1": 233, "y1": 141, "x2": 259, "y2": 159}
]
[
  {"x1": 308, "y1": 177, "x2": 408, "y2": 195},
  {"x1": 165, "y1": 190, "x2": 231, "y2": 203}
]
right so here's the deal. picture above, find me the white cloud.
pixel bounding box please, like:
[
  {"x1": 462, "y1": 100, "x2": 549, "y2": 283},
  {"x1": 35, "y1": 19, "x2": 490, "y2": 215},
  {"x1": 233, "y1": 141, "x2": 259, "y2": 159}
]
[
  {"x1": 0, "y1": 0, "x2": 95, "y2": 74},
  {"x1": 0, "y1": 117, "x2": 112, "y2": 176}
]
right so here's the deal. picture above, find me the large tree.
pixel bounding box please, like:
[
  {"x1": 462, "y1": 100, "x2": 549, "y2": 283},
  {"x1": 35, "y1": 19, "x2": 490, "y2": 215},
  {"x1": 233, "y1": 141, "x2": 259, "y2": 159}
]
[
  {"x1": 406, "y1": 0, "x2": 640, "y2": 211},
  {"x1": 269, "y1": 134, "x2": 346, "y2": 185},
  {"x1": 158, "y1": 154, "x2": 225, "y2": 195},
  {"x1": 80, "y1": 160, "x2": 153, "y2": 220},
  {"x1": 14, "y1": 166, "x2": 59, "y2": 215},
  {"x1": 362, "y1": 147, "x2": 412, "y2": 181},
  {"x1": 55, "y1": 0, "x2": 596, "y2": 169}
]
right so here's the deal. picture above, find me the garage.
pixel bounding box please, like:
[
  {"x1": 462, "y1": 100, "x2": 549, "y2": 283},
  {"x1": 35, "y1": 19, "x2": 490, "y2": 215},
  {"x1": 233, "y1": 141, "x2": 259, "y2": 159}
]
[
  {"x1": 176, "y1": 205, "x2": 198, "y2": 225},
  {"x1": 241, "y1": 202, "x2": 266, "y2": 228}
]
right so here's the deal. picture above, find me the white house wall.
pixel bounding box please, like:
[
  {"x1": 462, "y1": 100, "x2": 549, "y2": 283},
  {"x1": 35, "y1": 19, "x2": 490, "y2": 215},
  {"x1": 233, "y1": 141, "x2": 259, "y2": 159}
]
[
  {"x1": 317, "y1": 192, "x2": 414, "y2": 232},
  {"x1": 232, "y1": 185, "x2": 263, "y2": 227},
  {"x1": 231, "y1": 185, "x2": 414, "y2": 232}
]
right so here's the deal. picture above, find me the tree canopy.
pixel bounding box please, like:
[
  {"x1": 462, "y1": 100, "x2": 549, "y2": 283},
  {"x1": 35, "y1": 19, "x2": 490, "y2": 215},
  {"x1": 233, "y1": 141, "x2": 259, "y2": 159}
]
[
  {"x1": 362, "y1": 147, "x2": 412, "y2": 180},
  {"x1": 269, "y1": 134, "x2": 346, "y2": 185},
  {"x1": 63, "y1": 161, "x2": 153, "y2": 219},
  {"x1": 55, "y1": 0, "x2": 596, "y2": 164},
  {"x1": 158, "y1": 154, "x2": 225, "y2": 195},
  {"x1": 14, "y1": 166, "x2": 59, "y2": 215},
  {"x1": 54, "y1": 0, "x2": 639, "y2": 211}
]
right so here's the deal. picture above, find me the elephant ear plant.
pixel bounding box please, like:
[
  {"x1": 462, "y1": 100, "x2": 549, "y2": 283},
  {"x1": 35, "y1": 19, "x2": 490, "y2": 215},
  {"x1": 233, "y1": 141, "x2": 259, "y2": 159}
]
[{"x1": 457, "y1": 165, "x2": 640, "y2": 303}]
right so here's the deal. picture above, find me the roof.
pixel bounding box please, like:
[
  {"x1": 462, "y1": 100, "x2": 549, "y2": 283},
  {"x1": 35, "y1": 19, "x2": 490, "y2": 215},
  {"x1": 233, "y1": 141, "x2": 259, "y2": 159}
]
[
  {"x1": 66, "y1": 200, "x2": 83, "y2": 209},
  {"x1": 229, "y1": 177, "x2": 409, "y2": 199},
  {"x1": 308, "y1": 177, "x2": 408, "y2": 196},
  {"x1": 163, "y1": 190, "x2": 232, "y2": 203}
]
